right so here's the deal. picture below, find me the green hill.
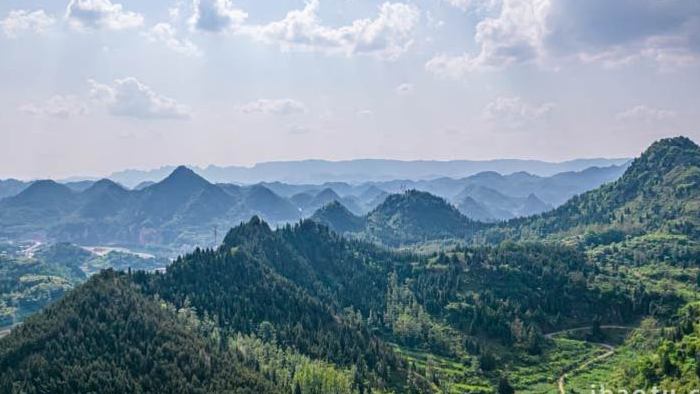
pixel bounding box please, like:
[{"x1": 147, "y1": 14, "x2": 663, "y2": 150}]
[
  {"x1": 0, "y1": 270, "x2": 276, "y2": 393},
  {"x1": 310, "y1": 201, "x2": 366, "y2": 233},
  {"x1": 486, "y1": 137, "x2": 700, "y2": 242},
  {"x1": 312, "y1": 190, "x2": 483, "y2": 246}
]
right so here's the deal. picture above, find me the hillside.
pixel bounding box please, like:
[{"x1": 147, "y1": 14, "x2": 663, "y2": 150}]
[
  {"x1": 364, "y1": 190, "x2": 481, "y2": 245},
  {"x1": 488, "y1": 137, "x2": 700, "y2": 242},
  {"x1": 1, "y1": 215, "x2": 671, "y2": 392},
  {"x1": 311, "y1": 201, "x2": 366, "y2": 233},
  {"x1": 313, "y1": 190, "x2": 484, "y2": 246},
  {"x1": 0, "y1": 270, "x2": 277, "y2": 393}
]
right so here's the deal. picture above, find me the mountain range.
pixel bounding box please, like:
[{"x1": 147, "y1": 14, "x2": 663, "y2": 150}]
[
  {"x1": 106, "y1": 157, "x2": 630, "y2": 187},
  {"x1": 0, "y1": 164, "x2": 629, "y2": 249},
  {"x1": 313, "y1": 137, "x2": 700, "y2": 246},
  {"x1": 0, "y1": 137, "x2": 698, "y2": 393}
]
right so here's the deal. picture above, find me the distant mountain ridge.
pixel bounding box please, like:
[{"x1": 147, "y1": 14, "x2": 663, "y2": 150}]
[
  {"x1": 108, "y1": 157, "x2": 630, "y2": 187},
  {"x1": 312, "y1": 136, "x2": 700, "y2": 246},
  {"x1": 0, "y1": 162, "x2": 631, "y2": 247},
  {"x1": 313, "y1": 190, "x2": 482, "y2": 246}
]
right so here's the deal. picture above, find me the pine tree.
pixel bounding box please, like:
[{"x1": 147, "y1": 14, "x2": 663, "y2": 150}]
[{"x1": 497, "y1": 375, "x2": 515, "y2": 394}]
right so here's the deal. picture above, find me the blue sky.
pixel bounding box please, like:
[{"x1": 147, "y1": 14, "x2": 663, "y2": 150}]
[{"x1": 2, "y1": 0, "x2": 699, "y2": 179}]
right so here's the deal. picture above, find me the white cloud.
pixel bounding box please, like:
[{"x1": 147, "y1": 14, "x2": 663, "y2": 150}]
[
  {"x1": 356, "y1": 109, "x2": 374, "y2": 118},
  {"x1": 19, "y1": 95, "x2": 88, "y2": 118},
  {"x1": 396, "y1": 83, "x2": 414, "y2": 95},
  {"x1": 89, "y1": 78, "x2": 191, "y2": 120},
  {"x1": 144, "y1": 23, "x2": 202, "y2": 57},
  {"x1": 237, "y1": 99, "x2": 307, "y2": 115},
  {"x1": 289, "y1": 125, "x2": 312, "y2": 134},
  {"x1": 443, "y1": 0, "x2": 472, "y2": 11},
  {"x1": 483, "y1": 96, "x2": 555, "y2": 128},
  {"x1": 1, "y1": 9, "x2": 55, "y2": 38},
  {"x1": 66, "y1": 0, "x2": 143, "y2": 31},
  {"x1": 427, "y1": 0, "x2": 700, "y2": 78},
  {"x1": 239, "y1": 0, "x2": 420, "y2": 60},
  {"x1": 189, "y1": 0, "x2": 248, "y2": 32},
  {"x1": 442, "y1": 0, "x2": 499, "y2": 12},
  {"x1": 616, "y1": 105, "x2": 677, "y2": 123},
  {"x1": 427, "y1": 0, "x2": 549, "y2": 78}
]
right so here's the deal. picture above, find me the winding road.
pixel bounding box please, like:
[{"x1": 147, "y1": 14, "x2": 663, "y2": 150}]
[{"x1": 545, "y1": 326, "x2": 637, "y2": 394}]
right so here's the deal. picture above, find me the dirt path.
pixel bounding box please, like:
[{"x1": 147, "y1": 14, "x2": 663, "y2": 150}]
[
  {"x1": 546, "y1": 326, "x2": 636, "y2": 394},
  {"x1": 556, "y1": 342, "x2": 615, "y2": 394}
]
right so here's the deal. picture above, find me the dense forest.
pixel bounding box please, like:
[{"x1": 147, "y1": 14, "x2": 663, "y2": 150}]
[{"x1": 0, "y1": 137, "x2": 698, "y2": 393}]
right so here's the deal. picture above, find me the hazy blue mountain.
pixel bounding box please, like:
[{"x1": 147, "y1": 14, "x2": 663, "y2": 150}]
[
  {"x1": 77, "y1": 179, "x2": 130, "y2": 219},
  {"x1": 359, "y1": 185, "x2": 387, "y2": 201},
  {"x1": 109, "y1": 158, "x2": 630, "y2": 187},
  {"x1": 452, "y1": 185, "x2": 552, "y2": 221},
  {"x1": 0, "y1": 179, "x2": 30, "y2": 200},
  {"x1": 455, "y1": 196, "x2": 496, "y2": 222},
  {"x1": 135, "y1": 166, "x2": 235, "y2": 224},
  {"x1": 290, "y1": 191, "x2": 315, "y2": 208},
  {"x1": 0, "y1": 162, "x2": 629, "y2": 248},
  {"x1": 0, "y1": 167, "x2": 297, "y2": 247},
  {"x1": 243, "y1": 184, "x2": 300, "y2": 222},
  {"x1": 314, "y1": 190, "x2": 482, "y2": 246},
  {"x1": 63, "y1": 180, "x2": 96, "y2": 192},
  {"x1": 367, "y1": 164, "x2": 628, "y2": 206},
  {"x1": 133, "y1": 180, "x2": 155, "y2": 190}
]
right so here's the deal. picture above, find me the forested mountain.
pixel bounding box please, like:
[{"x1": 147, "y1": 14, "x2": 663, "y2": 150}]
[
  {"x1": 0, "y1": 137, "x2": 697, "y2": 392},
  {"x1": 311, "y1": 201, "x2": 367, "y2": 233},
  {"x1": 1, "y1": 214, "x2": 680, "y2": 392},
  {"x1": 485, "y1": 137, "x2": 700, "y2": 242},
  {"x1": 0, "y1": 162, "x2": 628, "y2": 247},
  {"x1": 313, "y1": 190, "x2": 483, "y2": 246},
  {"x1": 0, "y1": 270, "x2": 277, "y2": 394},
  {"x1": 0, "y1": 167, "x2": 296, "y2": 247},
  {"x1": 364, "y1": 191, "x2": 481, "y2": 246}
]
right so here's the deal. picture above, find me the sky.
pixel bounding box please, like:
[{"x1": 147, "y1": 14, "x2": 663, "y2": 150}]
[{"x1": 1, "y1": 0, "x2": 699, "y2": 179}]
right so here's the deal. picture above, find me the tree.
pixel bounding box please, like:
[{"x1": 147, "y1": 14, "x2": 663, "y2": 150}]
[
  {"x1": 497, "y1": 376, "x2": 515, "y2": 394},
  {"x1": 590, "y1": 316, "x2": 603, "y2": 340}
]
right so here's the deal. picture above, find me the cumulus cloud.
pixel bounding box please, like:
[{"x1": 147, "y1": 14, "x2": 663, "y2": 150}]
[
  {"x1": 235, "y1": 0, "x2": 419, "y2": 59},
  {"x1": 144, "y1": 23, "x2": 202, "y2": 57},
  {"x1": 1, "y1": 9, "x2": 55, "y2": 38},
  {"x1": 189, "y1": 0, "x2": 248, "y2": 32},
  {"x1": 66, "y1": 0, "x2": 143, "y2": 31},
  {"x1": 427, "y1": 0, "x2": 549, "y2": 77},
  {"x1": 427, "y1": 0, "x2": 700, "y2": 78},
  {"x1": 237, "y1": 99, "x2": 307, "y2": 115},
  {"x1": 89, "y1": 78, "x2": 191, "y2": 119},
  {"x1": 483, "y1": 96, "x2": 555, "y2": 128},
  {"x1": 616, "y1": 105, "x2": 677, "y2": 123},
  {"x1": 19, "y1": 95, "x2": 88, "y2": 118}
]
